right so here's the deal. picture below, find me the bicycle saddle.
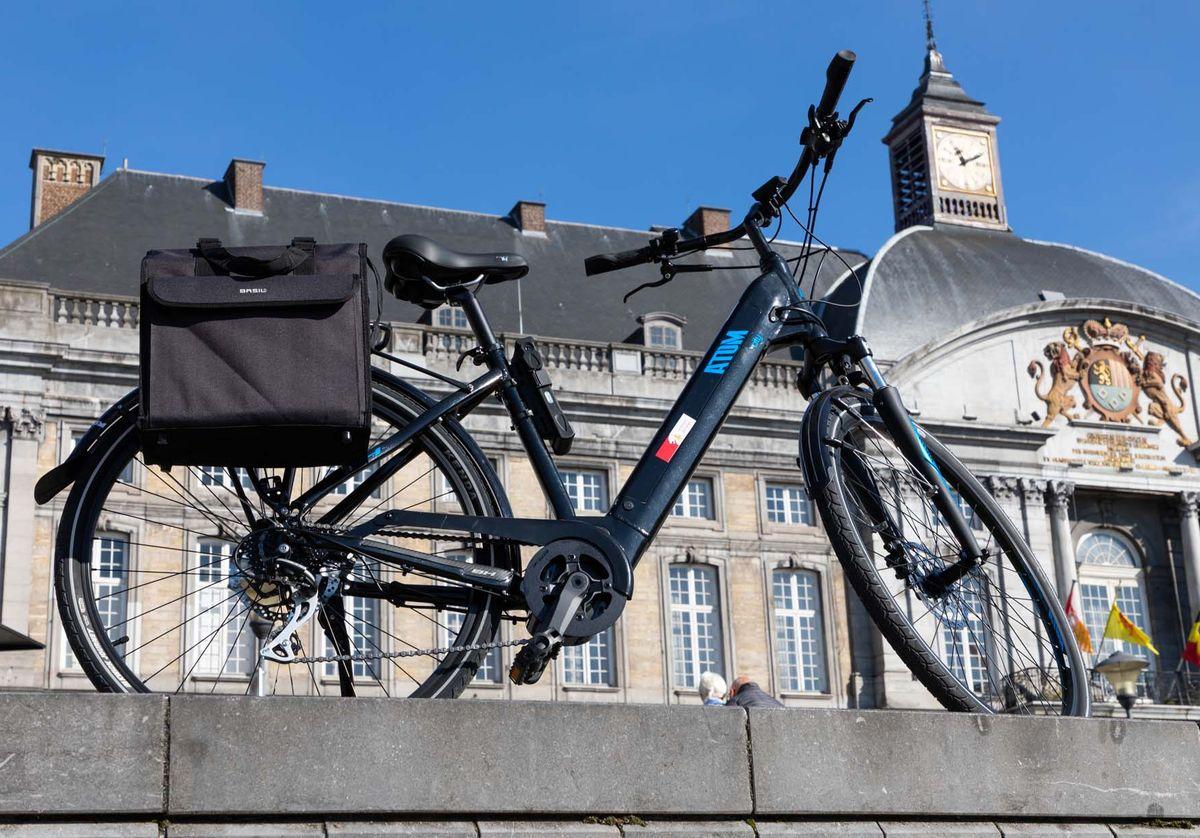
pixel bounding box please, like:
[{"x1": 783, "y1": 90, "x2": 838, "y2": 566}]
[{"x1": 383, "y1": 234, "x2": 528, "y2": 308}]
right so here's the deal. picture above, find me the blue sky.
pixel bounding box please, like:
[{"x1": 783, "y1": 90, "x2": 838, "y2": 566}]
[{"x1": 2, "y1": 2, "x2": 1197, "y2": 287}]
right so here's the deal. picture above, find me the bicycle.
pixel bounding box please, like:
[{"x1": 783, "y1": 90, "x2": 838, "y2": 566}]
[{"x1": 37, "y1": 51, "x2": 1089, "y2": 715}]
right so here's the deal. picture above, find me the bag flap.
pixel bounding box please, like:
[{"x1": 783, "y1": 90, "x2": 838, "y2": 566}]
[{"x1": 146, "y1": 273, "x2": 358, "y2": 309}]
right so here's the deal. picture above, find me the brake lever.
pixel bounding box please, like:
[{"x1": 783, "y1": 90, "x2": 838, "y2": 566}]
[{"x1": 621, "y1": 259, "x2": 714, "y2": 304}]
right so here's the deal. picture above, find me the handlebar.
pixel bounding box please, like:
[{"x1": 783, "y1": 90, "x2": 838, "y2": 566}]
[
  {"x1": 584, "y1": 50, "x2": 857, "y2": 277},
  {"x1": 584, "y1": 247, "x2": 657, "y2": 277},
  {"x1": 817, "y1": 50, "x2": 856, "y2": 118}
]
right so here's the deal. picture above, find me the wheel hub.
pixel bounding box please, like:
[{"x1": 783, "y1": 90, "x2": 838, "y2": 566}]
[{"x1": 230, "y1": 526, "x2": 345, "y2": 620}]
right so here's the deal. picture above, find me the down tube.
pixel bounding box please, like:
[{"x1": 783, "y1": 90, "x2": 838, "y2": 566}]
[{"x1": 604, "y1": 268, "x2": 793, "y2": 564}]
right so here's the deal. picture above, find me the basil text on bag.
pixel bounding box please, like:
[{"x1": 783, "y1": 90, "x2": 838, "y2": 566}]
[{"x1": 138, "y1": 237, "x2": 372, "y2": 467}]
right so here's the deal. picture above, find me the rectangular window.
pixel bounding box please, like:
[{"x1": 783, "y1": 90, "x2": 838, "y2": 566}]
[
  {"x1": 561, "y1": 627, "x2": 615, "y2": 687},
  {"x1": 439, "y1": 550, "x2": 501, "y2": 684},
  {"x1": 66, "y1": 534, "x2": 130, "y2": 670},
  {"x1": 646, "y1": 323, "x2": 680, "y2": 349},
  {"x1": 765, "y1": 483, "x2": 813, "y2": 526},
  {"x1": 940, "y1": 580, "x2": 988, "y2": 695},
  {"x1": 323, "y1": 559, "x2": 383, "y2": 681},
  {"x1": 772, "y1": 569, "x2": 828, "y2": 692},
  {"x1": 192, "y1": 539, "x2": 253, "y2": 677},
  {"x1": 561, "y1": 469, "x2": 608, "y2": 515},
  {"x1": 669, "y1": 565, "x2": 724, "y2": 688},
  {"x1": 672, "y1": 478, "x2": 714, "y2": 520},
  {"x1": 198, "y1": 466, "x2": 254, "y2": 490}
]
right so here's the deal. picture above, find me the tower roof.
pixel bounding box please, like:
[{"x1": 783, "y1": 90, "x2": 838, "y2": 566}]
[{"x1": 883, "y1": 27, "x2": 996, "y2": 143}]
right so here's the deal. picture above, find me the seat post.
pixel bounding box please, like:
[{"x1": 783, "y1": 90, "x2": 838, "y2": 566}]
[{"x1": 450, "y1": 284, "x2": 501, "y2": 356}]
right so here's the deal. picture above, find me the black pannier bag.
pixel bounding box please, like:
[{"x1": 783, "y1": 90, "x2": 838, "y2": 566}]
[{"x1": 138, "y1": 237, "x2": 372, "y2": 467}]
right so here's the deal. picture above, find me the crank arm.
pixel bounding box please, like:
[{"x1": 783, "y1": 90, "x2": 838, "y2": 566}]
[
  {"x1": 310, "y1": 531, "x2": 514, "y2": 592},
  {"x1": 261, "y1": 592, "x2": 321, "y2": 663}
]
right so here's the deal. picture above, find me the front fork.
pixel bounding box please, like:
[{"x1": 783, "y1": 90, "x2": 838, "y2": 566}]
[{"x1": 853, "y1": 351, "x2": 987, "y2": 595}]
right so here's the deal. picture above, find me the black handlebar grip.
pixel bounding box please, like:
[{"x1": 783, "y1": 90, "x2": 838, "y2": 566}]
[
  {"x1": 584, "y1": 247, "x2": 653, "y2": 276},
  {"x1": 816, "y1": 50, "x2": 856, "y2": 118}
]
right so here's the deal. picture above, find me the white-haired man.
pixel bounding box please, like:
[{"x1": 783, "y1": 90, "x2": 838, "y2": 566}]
[{"x1": 698, "y1": 671, "x2": 728, "y2": 706}]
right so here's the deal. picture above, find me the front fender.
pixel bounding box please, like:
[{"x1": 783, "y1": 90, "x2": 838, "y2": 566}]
[{"x1": 798, "y1": 386, "x2": 873, "y2": 497}]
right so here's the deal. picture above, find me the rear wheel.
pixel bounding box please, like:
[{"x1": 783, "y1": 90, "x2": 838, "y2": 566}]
[
  {"x1": 54, "y1": 370, "x2": 517, "y2": 698},
  {"x1": 809, "y1": 388, "x2": 1089, "y2": 716}
]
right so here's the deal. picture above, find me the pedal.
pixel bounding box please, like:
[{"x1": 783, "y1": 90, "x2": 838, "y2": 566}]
[
  {"x1": 508, "y1": 569, "x2": 589, "y2": 685},
  {"x1": 509, "y1": 631, "x2": 561, "y2": 685}
]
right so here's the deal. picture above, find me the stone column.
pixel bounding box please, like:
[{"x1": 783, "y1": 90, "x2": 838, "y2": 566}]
[
  {"x1": 1046, "y1": 480, "x2": 1077, "y2": 602},
  {"x1": 0, "y1": 408, "x2": 44, "y2": 634},
  {"x1": 1176, "y1": 491, "x2": 1200, "y2": 619}
]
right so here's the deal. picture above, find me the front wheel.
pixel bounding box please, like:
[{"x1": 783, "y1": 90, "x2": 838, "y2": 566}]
[{"x1": 806, "y1": 388, "x2": 1089, "y2": 716}]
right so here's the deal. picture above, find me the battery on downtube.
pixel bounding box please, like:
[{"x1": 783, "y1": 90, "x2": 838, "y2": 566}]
[{"x1": 510, "y1": 337, "x2": 575, "y2": 455}]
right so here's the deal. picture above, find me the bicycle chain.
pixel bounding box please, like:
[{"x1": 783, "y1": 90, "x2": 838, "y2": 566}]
[
  {"x1": 286, "y1": 521, "x2": 530, "y2": 665},
  {"x1": 290, "y1": 635, "x2": 530, "y2": 665}
]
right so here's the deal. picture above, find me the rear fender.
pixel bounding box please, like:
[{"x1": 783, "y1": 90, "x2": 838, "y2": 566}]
[{"x1": 34, "y1": 390, "x2": 139, "y2": 505}]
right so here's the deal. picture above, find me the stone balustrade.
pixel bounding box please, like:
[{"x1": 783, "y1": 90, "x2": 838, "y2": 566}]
[
  {"x1": 52, "y1": 290, "x2": 139, "y2": 329},
  {"x1": 49, "y1": 288, "x2": 803, "y2": 390}
]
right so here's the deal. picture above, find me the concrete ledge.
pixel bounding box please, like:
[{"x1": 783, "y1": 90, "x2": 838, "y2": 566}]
[
  {"x1": 168, "y1": 696, "x2": 752, "y2": 816},
  {"x1": 750, "y1": 708, "x2": 1200, "y2": 820},
  {"x1": 0, "y1": 693, "x2": 166, "y2": 816},
  {"x1": 1, "y1": 693, "x2": 1198, "y2": 826}
]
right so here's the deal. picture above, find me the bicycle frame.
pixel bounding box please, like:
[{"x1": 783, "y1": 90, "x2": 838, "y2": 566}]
[{"x1": 295, "y1": 206, "x2": 985, "y2": 606}]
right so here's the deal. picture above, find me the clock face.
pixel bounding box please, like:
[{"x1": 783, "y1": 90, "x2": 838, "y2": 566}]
[{"x1": 934, "y1": 129, "x2": 994, "y2": 194}]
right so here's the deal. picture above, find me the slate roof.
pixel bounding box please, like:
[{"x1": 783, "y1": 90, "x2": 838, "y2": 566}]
[
  {"x1": 840, "y1": 224, "x2": 1200, "y2": 362},
  {"x1": 0, "y1": 169, "x2": 867, "y2": 351}
]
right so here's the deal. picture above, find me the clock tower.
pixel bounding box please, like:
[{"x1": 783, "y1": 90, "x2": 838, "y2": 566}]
[{"x1": 883, "y1": 9, "x2": 1008, "y2": 232}]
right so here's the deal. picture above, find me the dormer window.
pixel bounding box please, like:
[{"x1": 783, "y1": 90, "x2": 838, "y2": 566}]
[
  {"x1": 434, "y1": 304, "x2": 469, "y2": 330},
  {"x1": 638, "y1": 312, "x2": 686, "y2": 349}
]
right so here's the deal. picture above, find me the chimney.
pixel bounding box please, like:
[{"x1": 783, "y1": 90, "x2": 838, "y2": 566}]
[
  {"x1": 223, "y1": 158, "x2": 265, "y2": 214},
  {"x1": 683, "y1": 205, "x2": 731, "y2": 239},
  {"x1": 29, "y1": 148, "x2": 104, "y2": 228},
  {"x1": 508, "y1": 200, "x2": 546, "y2": 235}
]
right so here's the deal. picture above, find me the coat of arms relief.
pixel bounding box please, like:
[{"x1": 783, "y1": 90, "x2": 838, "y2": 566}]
[{"x1": 1026, "y1": 318, "x2": 1195, "y2": 447}]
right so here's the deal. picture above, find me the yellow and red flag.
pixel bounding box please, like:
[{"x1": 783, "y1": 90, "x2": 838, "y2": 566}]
[
  {"x1": 1064, "y1": 583, "x2": 1093, "y2": 655},
  {"x1": 1102, "y1": 602, "x2": 1158, "y2": 655},
  {"x1": 1183, "y1": 616, "x2": 1200, "y2": 668}
]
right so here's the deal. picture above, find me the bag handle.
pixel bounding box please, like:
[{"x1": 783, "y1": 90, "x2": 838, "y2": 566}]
[{"x1": 195, "y1": 237, "x2": 316, "y2": 277}]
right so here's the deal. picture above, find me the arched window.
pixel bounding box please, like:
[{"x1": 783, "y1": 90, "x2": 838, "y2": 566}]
[{"x1": 1076, "y1": 530, "x2": 1151, "y2": 665}]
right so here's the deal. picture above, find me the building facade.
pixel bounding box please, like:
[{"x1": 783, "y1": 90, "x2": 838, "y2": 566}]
[{"x1": 0, "y1": 40, "x2": 1198, "y2": 716}]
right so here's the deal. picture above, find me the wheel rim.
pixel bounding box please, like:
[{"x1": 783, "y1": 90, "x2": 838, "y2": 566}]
[
  {"x1": 828, "y1": 398, "x2": 1082, "y2": 715},
  {"x1": 58, "y1": 379, "x2": 512, "y2": 697}
]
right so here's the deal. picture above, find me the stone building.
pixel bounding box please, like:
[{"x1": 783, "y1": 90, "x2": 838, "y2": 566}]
[{"x1": 0, "y1": 39, "x2": 1197, "y2": 716}]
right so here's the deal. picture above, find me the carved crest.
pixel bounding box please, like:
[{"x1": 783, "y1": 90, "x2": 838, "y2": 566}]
[{"x1": 1027, "y1": 317, "x2": 1195, "y2": 446}]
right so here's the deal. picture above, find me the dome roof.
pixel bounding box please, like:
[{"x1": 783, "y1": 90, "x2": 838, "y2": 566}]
[{"x1": 838, "y1": 225, "x2": 1200, "y2": 361}]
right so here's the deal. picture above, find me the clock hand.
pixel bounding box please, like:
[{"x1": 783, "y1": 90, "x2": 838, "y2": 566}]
[{"x1": 961, "y1": 153, "x2": 983, "y2": 165}]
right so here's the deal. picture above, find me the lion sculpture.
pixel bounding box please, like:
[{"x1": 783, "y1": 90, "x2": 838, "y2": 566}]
[
  {"x1": 1138, "y1": 351, "x2": 1195, "y2": 446},
  {"x1": 1027, "y1": 341, "x2": 1082, "y2": 427}
]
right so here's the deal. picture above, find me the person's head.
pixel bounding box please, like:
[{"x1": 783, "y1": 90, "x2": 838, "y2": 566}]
[
  {"x1": 698, "y1": 671, "x2": 728, "y2": 703},
  {"x1": 729, "y1": 675, "x2": 753, "y2": 697}
]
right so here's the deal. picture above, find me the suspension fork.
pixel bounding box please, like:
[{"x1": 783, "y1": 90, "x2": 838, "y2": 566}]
[{"x1": 857, "y1": 353, "x2": 986, "y2": 593}]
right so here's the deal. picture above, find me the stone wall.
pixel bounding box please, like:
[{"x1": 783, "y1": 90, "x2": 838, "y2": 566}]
[{"x1": 1, "y1": 694, "x2": 1198, "y2": 836}]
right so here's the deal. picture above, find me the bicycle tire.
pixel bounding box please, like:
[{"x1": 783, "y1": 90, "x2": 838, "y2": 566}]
[{"x1": 803, "y1": 387, "x2": 1089, "y2": 716}]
